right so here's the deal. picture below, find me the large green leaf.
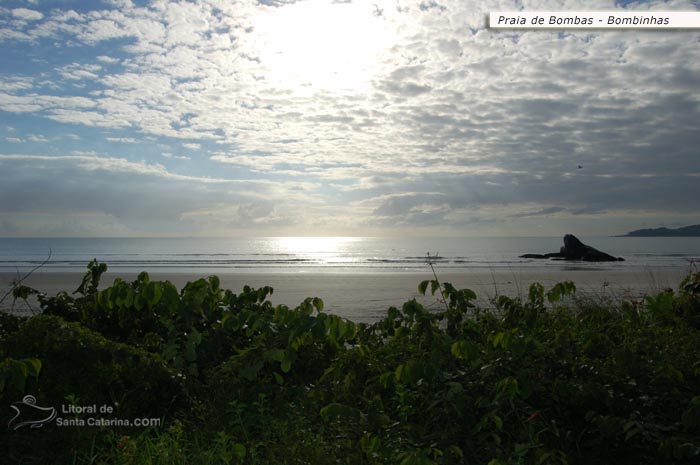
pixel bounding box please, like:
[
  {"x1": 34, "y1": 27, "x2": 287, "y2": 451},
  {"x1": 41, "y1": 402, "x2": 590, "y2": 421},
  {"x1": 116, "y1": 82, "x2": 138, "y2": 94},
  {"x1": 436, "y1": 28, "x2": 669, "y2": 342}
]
[{"x1": 320, "y1": 402, "x2": 362, "y2": 424}]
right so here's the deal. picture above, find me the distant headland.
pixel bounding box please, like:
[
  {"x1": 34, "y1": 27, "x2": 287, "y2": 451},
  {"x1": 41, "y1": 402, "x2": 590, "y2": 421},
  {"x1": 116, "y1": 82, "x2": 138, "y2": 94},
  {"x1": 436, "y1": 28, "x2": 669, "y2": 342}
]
[{"x1": 618, "y1": 224, "x2": 700, "y2": 237}]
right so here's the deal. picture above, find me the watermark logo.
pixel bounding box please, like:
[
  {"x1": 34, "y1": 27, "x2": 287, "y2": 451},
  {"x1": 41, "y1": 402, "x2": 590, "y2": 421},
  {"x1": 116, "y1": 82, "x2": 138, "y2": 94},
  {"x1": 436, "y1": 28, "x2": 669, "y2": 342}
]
[
  {"x1": 8, "y1": 395, "x2": 57, "y2": 430},
  {"x1": 7, "y1": 397, "x2": 161, "y2": 430}
]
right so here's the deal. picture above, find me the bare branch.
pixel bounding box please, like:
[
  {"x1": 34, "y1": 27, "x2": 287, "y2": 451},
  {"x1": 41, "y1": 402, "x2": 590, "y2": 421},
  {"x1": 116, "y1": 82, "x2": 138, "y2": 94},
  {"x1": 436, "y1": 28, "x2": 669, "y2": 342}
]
[
  {"x1": 426, "y1": 252, "x2": 449, "y2": 312},
  {"x1": 0, "y1": 248, "x2": 52, "y2": 307}
]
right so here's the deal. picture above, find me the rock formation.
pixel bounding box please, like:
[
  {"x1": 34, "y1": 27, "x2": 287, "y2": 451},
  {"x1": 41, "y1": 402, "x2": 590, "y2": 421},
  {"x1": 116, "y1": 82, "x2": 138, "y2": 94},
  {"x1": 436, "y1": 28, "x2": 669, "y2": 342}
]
[{"x1": 520, "y1": 234, "x2": 625, "y2": 262}]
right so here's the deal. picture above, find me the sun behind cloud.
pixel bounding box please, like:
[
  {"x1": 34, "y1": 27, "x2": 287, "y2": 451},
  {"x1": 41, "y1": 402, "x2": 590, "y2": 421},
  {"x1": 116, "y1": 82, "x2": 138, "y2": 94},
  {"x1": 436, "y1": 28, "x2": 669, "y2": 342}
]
[
  {"x1": 1, "y1": 0, "x2": 699, "y2": 237},
  {"x1": 248, "y1": 0, "x2": 396, "y2": 95}
]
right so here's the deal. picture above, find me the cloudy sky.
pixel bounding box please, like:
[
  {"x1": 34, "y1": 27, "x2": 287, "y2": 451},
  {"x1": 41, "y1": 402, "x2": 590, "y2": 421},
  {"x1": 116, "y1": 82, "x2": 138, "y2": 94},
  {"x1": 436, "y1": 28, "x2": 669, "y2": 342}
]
[{"x1": 0, "y1": 0, "x2": 698, "y2": 237}]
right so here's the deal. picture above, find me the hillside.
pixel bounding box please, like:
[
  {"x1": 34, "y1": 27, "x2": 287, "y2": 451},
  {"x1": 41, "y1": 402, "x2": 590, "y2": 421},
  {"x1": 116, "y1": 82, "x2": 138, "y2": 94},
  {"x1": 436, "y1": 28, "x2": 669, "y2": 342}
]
[{"x1": 620, "y1": 224, "x2": 700, "y2": 237}]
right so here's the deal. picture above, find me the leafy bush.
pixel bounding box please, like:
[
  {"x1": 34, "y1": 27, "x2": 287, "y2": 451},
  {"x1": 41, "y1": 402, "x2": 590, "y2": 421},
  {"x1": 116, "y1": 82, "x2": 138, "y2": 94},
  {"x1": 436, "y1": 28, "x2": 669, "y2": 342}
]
[
  {"x1": 2, "y1": 315, "x2": 186, "y2": 417},
  {"x1": 0, "y1": 313, "x2": 187, "y2": 464},
  {"x1": 1, "y1": 262, "x2": 699, "y2": 464}
]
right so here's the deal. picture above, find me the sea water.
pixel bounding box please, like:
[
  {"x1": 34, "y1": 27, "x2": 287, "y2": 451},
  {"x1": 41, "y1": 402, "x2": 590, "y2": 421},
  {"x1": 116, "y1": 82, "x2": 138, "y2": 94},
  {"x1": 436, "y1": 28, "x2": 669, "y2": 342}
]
[{"x1": 1, "y1": 236, "x2": 698, "y2": 274}]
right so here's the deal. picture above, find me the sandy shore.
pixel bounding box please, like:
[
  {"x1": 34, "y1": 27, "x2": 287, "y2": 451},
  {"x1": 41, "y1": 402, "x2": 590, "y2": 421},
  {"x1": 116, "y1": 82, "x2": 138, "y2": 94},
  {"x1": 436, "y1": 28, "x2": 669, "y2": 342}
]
[{"x1": 1, "y1": 268, "x2": 692, "y2": 322}]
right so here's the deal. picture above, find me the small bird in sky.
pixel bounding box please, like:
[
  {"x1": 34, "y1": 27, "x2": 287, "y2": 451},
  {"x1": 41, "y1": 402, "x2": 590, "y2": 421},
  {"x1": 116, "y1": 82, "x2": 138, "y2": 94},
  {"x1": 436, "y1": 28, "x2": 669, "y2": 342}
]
[{"x1": 578, "y1": 165, "x2": 582, "y2": 169}]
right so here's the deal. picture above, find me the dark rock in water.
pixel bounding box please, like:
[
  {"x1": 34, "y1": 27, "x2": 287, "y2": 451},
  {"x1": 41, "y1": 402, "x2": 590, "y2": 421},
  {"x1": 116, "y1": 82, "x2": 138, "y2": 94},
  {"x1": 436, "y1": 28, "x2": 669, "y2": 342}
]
[
  {"x1": 561, "y1": 234, "x2": 625, "y2": 261},
  {"x1": 519, "y1": 253, "x2": 563, "y2": 259},
  {"x1": 520, "y1": 234, "x2": 625, "y2": 262},
  {"x1": 520, "y1": 253, "x2": 548, "y2": 259}
]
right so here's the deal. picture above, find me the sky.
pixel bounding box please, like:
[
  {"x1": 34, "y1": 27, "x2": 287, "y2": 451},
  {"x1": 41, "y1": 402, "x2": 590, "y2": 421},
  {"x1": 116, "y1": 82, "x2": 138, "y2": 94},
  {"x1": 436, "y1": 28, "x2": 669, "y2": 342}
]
[{"x1": 0, "y1": 0, "x2": 699, "y2": 238}]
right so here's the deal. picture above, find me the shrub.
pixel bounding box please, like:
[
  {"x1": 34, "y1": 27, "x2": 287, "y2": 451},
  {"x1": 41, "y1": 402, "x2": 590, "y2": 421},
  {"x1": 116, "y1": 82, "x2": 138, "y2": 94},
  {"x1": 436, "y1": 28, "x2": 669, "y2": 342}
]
[{"x1": 2, "y1": 264, "x2": 699, "y2": 464}]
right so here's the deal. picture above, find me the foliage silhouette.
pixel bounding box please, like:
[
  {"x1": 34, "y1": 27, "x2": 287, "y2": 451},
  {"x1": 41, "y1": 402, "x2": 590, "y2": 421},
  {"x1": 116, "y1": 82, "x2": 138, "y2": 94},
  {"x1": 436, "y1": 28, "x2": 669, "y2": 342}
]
[{"x1": 1, "y1": 261, "x2": 699, "y2": 464}]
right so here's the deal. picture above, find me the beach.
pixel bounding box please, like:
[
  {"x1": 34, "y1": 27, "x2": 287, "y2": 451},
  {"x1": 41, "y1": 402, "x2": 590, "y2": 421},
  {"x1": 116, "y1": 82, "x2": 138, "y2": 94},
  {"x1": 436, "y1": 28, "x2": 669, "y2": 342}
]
[{"x1": 2, "y1": 267, "x2": 692, "y2": 322}]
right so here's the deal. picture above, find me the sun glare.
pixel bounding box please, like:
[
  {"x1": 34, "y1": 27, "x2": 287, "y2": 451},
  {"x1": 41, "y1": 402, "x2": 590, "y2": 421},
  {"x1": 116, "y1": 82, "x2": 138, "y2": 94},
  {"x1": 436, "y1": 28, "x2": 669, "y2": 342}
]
[
  {"x1": 273, "y1": 236, "x2": 357, "y2": 255},
  {"x1": 249, "y1": 0, "x2": 395, "y2": 94}
]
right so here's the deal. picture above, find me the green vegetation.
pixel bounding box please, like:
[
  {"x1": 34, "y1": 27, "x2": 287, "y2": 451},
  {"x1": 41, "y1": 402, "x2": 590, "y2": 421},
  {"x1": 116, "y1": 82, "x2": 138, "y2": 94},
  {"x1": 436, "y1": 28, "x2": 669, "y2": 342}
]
[{"x1": 1, "y1": 261, "x2": 700, "y2": 464}]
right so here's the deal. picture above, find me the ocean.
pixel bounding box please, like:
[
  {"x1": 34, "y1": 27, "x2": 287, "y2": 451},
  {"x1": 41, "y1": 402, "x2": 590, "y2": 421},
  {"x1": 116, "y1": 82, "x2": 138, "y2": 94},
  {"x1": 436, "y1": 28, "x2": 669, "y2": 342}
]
[{"x1": 1, "y1": 236, "x2": 699, "y2": 274}]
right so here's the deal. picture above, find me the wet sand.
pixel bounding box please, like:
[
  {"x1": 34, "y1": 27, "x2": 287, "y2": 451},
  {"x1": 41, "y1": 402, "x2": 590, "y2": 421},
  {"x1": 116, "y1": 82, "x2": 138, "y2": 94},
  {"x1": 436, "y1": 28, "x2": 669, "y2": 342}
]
[{"x1": 1, "y1": 268, "x2": 691, "y2": 322}]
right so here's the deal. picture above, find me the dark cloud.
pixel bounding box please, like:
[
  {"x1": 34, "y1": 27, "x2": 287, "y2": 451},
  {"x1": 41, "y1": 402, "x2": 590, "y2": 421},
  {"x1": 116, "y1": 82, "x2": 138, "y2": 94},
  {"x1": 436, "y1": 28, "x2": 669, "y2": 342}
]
[
  {"x1": 0, "y1": 157, "x2": 279, "y2": 235},
  {"x1": 373, "y1": 193, "x2": 447, "y2": 216},
  {"x1": 380, "y1": 80, "x2": 432, "y2": 97},
  {"x1": 257, "y1": 0, "x2": 302, "y2": 6},
  {"x1": 419, "y1": 1, "x2": 446, "y2": 12},
  {"x1": 509, "y1": 207, "x2": 566, "y2": 219}
]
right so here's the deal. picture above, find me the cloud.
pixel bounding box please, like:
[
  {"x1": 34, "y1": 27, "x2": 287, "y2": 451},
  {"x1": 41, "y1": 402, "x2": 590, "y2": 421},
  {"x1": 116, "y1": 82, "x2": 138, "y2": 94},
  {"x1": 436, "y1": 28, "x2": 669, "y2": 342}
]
[
  {"x1": 0, "y1": 151, "x2": 337, "y2": 236},
  {"x1": 57, "y1": 62, "x2": 102, "y2": 81},
  {"x1": 0, "y1": 154, "x2": 230, "y2": 183},
  {"x1": 508, "y1": 206, "x2": 567, "y2": 219},
  {"x1": 0, "y1": 77, "x2": 34, "y2": 92},
  {"x1": 96, "y1": 55, "x2": 120, "y2": 64},
  {"x1": 0, "y1": 0, "x2": 698, "y2": 236},
  {"x1": 161, "y1": 152, "x2": 191, "y2": 160},
  {"x1": 11, "y1": 8, "x2": 43, "y2": 22}
]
